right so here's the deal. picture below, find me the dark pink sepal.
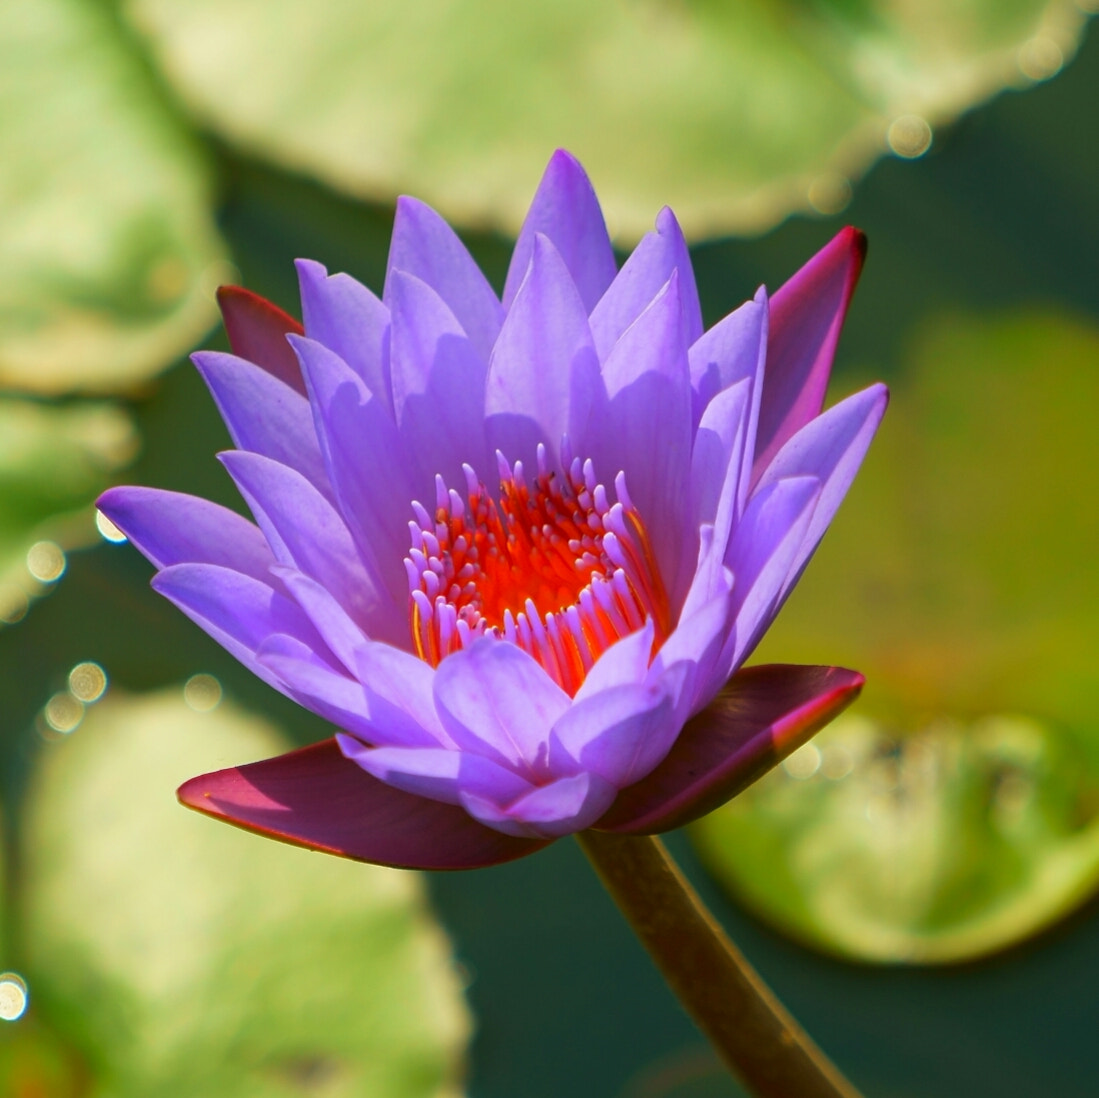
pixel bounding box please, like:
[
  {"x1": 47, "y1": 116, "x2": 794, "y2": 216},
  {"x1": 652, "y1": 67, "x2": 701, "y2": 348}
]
[
  {"x1": 753, "y1": 227, "x2": 867, "y2": 479},
  {"x1": 178, "y1": 738, "x2": 550, "y2": 870},
  {"x1": 593, "y1": 664, "x2": 864, "y2": 834},
  {"x1": 216, "y1": 285, "x2": 308, "y2": 396}
]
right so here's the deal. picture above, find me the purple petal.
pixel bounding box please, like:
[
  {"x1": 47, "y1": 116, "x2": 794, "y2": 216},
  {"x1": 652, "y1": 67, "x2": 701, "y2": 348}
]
[
  {"x1": 661, "y1": 568, "x2": 733, "y2": 672},
  {"x1": 673, "y1": 525, "x2": 727, "y2": 626},
  {"x1": 588, "y1": 273, "x2": 692, "y2": 589},
  {"x1": 256, "y1": 633, "x2": 374, "y2": 738},
  {"x1": 352, "y1": 642, "x2": 452, "y2": 747},
  {"x1": 688, "y1": 287, "x2": 768, "y2": 456},
  {"x1": 503, "y1": 150, "x2": 616, "y2": 314},
  {"x1": 385, "y1": 196, "x2": 504, "y2": 361},
  {"x1": 589, "y1": 206, "x2": 702, "y2": 361},
  {"x1": 96, "y1": 486, "x2": 275, "y2": 583},
  {"x1": 486, "y1": 234, "x2": 601, "y2": 465},
  {"x1": 574, "y1": 620, "x2": 654, "y2": 700},
  {"x1": 462, "y1": 771, "x2": 617, "y2": 839},
  {"x1": 655, "y1": 548, "x2": 734, "y2": 716},
  {"x1": 720, "y1": 476, "x2": 821, "y2": 677},
  {"x1": 151, "y1": 563, "x2": 335, "y2": 693},
  {"x1": 549, "y1": 682, "x2": 678, "y2": 788},
  {"x1": 594, "y1": 663, "x2": 864, "y2": 833},
  {"x1": 272, "y1": 567, "x2": 374, "y2": 674},
  {"x1": 432, "y1": 640, "x2": 571, "y2": 773},
  {"x1": 192, "y1": 351, "x2": 331, "y2": 498},
  {"x1": 296, "y1": 260, "x2": 391, "y2": 407},
  {"x1": 753, "y1": 227, "x2": 867, "y2": 481},
  {"x1": 291, "y1": 335, "x2": 414, "y2": 609},
  {"x1": 216, "y1": 285, "x2": 306, "y2": 395},
  {"x1": 178, "y1": 739, "x2": 549, "y2": 869},
  {"x1": 754, "y1": 383, "x2": 889, "y2": 565},
  {"x1": 339, "y1": 738, "x2": 533, "y2": 808},
  {"x1": 681, "y1": 377, "x2": 752, "y2": 605},
  {"x1": 219, "y1": 450, "x2": 398, "y2": 641},
  {"x1": 387, "y1": 270, "x2": 491, "y2": 490}
]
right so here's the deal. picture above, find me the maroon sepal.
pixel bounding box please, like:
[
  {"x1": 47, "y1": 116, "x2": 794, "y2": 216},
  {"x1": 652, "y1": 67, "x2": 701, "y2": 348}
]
[
  {"x1": 216, "y1": 285, "x2": 308, "y2": 396},
  {"x1": 178, "y1": 738, "x2": 550, "y2": 870},
  {"x1": 593, "y1": 663, "x2": 863, "y2": 834},
  {"x1": 753, "y1": 227, "x2": 867, "y2": 479}
]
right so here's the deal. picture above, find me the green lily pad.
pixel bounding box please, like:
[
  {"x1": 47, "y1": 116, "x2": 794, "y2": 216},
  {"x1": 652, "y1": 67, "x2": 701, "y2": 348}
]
[
  {"x1": 693, "y1": 712, "x2": 1099, "y2": 964},
  {"x1": 0, "y1": 398, "x2": 138, "y2": 625},
  {"x1": 21, "y1": 689, "x2": 471, "y2": 1096},
  {"x1": 120, "y1": 0, "x2": 1089, "y2": 239},
  {"x1": 0, "y1": 0, "x2": 230, "y2": 394}
]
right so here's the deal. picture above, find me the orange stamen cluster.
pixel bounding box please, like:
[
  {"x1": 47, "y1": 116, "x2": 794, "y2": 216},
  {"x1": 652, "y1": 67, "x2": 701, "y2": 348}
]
[{"x1": 406, "y1": 446, "x2": 670, "y2": 695}]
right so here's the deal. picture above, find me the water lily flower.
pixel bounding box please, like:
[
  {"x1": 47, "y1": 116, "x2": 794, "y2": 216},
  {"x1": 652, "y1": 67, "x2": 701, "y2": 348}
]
[{"x1": 98, "y1": 151, "x2": 886, "y2": 870}]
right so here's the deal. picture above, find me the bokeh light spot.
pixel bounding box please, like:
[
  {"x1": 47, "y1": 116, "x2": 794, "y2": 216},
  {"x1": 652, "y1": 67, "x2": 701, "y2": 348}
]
[
  {"x1": 783, "y1": 742, "x2": 822, "y2": 780},
  {"x1": 887, "y1": 115, "x2": 932, "y2": 159},
  {"x1": 69, "y1": 662, "x2": 108, "y2": 703},
  {"x1": 96, "y1": 509, "x2": 128, "y2": 543},
  {"x1": 821, "y1": 742, "x2": 854, "y2": 781},
  {"x1": 1018, "y1": 36, "x2": 1064, "y2": 81},
  {"x1": 807, "y1": 173, "x2": 852, "y2": 215},
  {"x1": 0, "y1": 583, "x2": 29, "y2": 625},
  {"x1": 0, "y1": 974, "x2": 28, "y2": 1022},
  {"x1": 184, "y1": 674, "x2": 222, "y2": 712},
  {"x1": 26, "y1": 541, "x2": 66, "y2": 583},
  {"x1": 44, "y1": 692, "x2": 84, "y2": 735}
]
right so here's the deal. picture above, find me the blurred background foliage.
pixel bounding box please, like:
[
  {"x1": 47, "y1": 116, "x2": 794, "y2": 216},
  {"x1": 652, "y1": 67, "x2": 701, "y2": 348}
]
[{"x1": 1, "y1": 0, "x2": 1098, "y2": 1095}]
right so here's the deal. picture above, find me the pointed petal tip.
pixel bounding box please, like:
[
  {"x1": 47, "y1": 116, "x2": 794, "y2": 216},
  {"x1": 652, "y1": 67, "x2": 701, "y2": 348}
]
[
  {"x1": 824, "y1": 226, "x2": 868, "y2": 304},
  {"x1": 217, "y1": 284, "x2": 304, "y2": 337},
  {"x1": 93, "y1": 485, "x2": 158, "y2": 551},
  {"x1": 840, "y1": 227, "x2": 868, "y2": 295},
  {"x1": 840, "y1": 225, "x2": 867, "y2": 262},
  {"x1": 391, "y1": 194, "x2": 433, "y2": 241},
  {"x1": 654, "y1": 205, "x2": 678, "y2": 231},
  {"x1": 504, "y1": 150, "x2": 615, "y2": 312},
  {"x1": 94, "y1": 483, "x2": 127, "y2": 518},
  {"x1": 546, "y1": 147, "x2": 585, "y2": 173},
  {"x1": 294, "y1": 257, "x2": 329, "y2": 281},
  {"x1": 214, "y1": 286, "x2": 307, "y2": 396},
  {"x1": 873, "y1": 379, "x2": 890, "y2": 411},
  {"x1": 533, "y1": 149, "x2": 597, "y2": 201}
]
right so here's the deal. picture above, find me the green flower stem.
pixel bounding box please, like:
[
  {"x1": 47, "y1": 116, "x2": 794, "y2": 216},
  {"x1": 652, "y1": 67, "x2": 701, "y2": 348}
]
[{"x1": 576, "y1": 830, "x2": 863, "y2": 1098}]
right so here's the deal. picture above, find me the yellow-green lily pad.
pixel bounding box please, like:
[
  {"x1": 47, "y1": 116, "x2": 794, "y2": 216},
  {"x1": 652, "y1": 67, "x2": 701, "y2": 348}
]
[
  {"x1": 693, "y1": 712, "x2": 1099, "y2": 964},
  {"x1": 21, "y1": 689, "x2": 471, "y2": 1097},
  {"x1": 0, "y1": 0, "x2": 230, "y2": 393},
  {"x1": 120, "y1": 0, "x2": 1090, "y2": 239}
]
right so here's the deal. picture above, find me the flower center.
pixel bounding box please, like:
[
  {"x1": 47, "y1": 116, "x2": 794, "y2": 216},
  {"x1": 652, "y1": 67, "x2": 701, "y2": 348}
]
[{"x1": 405, "y1": 446, "x2": 670, "y2": 695}]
